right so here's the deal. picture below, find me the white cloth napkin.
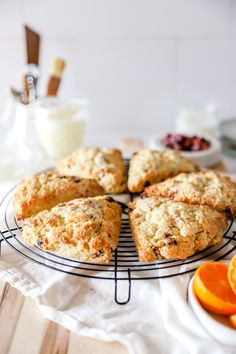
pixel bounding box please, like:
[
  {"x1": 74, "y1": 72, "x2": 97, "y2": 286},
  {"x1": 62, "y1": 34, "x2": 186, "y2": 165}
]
[{"x1": 0, "y1": 182, "x2": 235, "y2": 354}]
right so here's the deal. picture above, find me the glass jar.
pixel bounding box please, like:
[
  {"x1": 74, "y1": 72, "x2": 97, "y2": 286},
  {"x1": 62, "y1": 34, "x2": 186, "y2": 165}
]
[
  {"x1": 175, "y1": 105, "x2": 218, "y2": 135},
  {"x1": 35, "y1": 97, "x2": 88, "y2": 160}
]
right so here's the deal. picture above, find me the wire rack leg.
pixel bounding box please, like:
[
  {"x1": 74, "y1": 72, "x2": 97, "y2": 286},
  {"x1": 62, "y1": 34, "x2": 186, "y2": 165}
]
[
  {"x1": 114, "y1": 268, "x2": 131, "y2": 305},
  {"x1": 114, "y1": 249, "x2": 131, "y2": 305}
]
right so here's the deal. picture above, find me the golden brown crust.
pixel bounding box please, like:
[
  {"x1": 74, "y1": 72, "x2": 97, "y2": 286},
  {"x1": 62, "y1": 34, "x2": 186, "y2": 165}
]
[
  {"x1": 55, "y1": 147, "x2": 127, "y2": 194},
  {"x1": 13, "y1": 172, "x2": 105, "y2": 220},
  {"x1": 142, "y1": 171, "x2": 236, "y2": 217},
  {"x1": 127, "y1": 149, "x2": 199, "y2": 193},
  {"x1": 22, "y1": 196, "x2": 122, "y2": 263},
  {"x1": 129, "y1": 197, "x2": 227, "y2": 262}
]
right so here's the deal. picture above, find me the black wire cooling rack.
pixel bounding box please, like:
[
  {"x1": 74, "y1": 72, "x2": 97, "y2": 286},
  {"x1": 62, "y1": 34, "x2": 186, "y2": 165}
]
[{"x1": 1, "y1": 163, "x2": 236, "y2": 305}]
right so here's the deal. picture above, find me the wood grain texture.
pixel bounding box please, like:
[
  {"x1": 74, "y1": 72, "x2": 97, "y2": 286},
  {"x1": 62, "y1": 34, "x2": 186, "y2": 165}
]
[
  {"x1": 40, "y1": 320, "x2": 70, "y2": 354},
  {"x1": 0, "y1": 280, "x2": 129, "y2": 354},
  {"x1": 0, "y1": 283, "x2": 25, "y2": 354},
  {"x1": 9, "y1": 297, "x2": 45, "y2": 354},
  {"x1": 68, "y1": 333, "x2": 129, "y2": 354}
]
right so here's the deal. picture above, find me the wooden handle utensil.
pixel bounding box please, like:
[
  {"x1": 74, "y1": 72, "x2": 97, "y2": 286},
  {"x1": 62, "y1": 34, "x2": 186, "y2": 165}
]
[{"x1": 46, "y1": 59, "x2": 66, "y2": 96}]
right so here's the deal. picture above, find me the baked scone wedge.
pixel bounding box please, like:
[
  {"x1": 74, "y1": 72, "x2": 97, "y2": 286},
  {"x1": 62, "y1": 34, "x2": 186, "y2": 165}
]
[
  {"x1": 128, "y1": 149, "x2": 199, "y2": 193},
  {"x1": 142, "y1": 171, "x2": 236, "y2": 217},
  {"x1": 55, "y1": 147, "x2": 127, "y2": 194},
  {"x1": 22, "y1": 196, "x2": 122, "y2": 263},
  {"x1": 129, "y1": 197, "x2": 227, "y2": 262},
  {"x1": 13, "y1": 172, "x2": 105, "y2": 220}
]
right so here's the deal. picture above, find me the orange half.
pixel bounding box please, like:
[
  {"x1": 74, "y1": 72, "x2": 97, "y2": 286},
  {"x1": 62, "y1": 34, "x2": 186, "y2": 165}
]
[
  {"x1": 193, "y1": 262, "x2": 236, "y2": 315},
  {"x1": 228, "y1": 255, "x2": 236, "y2": 295},
  {"x1": 229, "y1": 314, "x2": 236, "y2": 328}
]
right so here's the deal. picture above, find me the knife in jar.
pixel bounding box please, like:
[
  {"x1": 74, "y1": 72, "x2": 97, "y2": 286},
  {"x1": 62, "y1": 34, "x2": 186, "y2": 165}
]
[{"x1": 22, "y1": 25, "x2": 41, "y2": 104}]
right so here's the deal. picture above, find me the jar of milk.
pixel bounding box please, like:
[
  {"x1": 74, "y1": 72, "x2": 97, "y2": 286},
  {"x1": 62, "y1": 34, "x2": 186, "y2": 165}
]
[{"x1": 35, "y1": 97, "x2": 87, "y2": 160}]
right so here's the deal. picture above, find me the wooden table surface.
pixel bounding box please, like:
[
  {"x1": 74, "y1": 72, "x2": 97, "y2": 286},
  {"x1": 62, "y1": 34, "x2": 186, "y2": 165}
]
[
  {"x1": 0, "y1": 281, "x2": 128, "y2": 354},
  {"x1": 0, "y1": 160, "x2": 231, "y2": 354}
]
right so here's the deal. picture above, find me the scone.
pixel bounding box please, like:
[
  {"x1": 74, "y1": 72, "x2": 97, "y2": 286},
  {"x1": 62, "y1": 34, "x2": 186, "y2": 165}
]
[
  {"x1": 55, "y1": 147, "x2": 127, "y2": 194},
  {"x1": 13, "y1": 172, "x2": 105, "y2": 220},
  {"x1": 142, "y1": 171, "x2": 236, "y2": 217},
  {"x1": 127, "y1": 149, "x2": 198, "y2": 193},
  {"x1": 22, "y1": 196, "x2": 122, "y2": 263},
  {"x1": 128, "y1": 197, "x2": 227, "y2": 262}
]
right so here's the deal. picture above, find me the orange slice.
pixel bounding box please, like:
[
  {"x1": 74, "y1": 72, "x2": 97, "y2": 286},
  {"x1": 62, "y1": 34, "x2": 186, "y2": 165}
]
[
  {"x1": 228, "y1": 255, "x2": 236, "y2": 295},
  {"x1": 229, "y1": 314, "x2": 236, "y2": 328},
  {"x1": 193, "y1": 262, "x2": 236, "y2": 315}
]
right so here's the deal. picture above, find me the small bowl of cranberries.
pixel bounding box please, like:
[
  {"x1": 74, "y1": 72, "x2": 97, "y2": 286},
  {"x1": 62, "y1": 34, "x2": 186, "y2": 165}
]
[
  {"x1": 162, "y1": 133, "x2": 211, "y2": 152},
  {"x1": 149, "y1": 133, "x2": 221, "y2": 167}
]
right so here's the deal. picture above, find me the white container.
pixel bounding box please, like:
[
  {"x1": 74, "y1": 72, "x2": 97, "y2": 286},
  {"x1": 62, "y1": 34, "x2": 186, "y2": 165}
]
[
  {"x1": 11, "y1": 102, "x2": 41, "y2": 151},
  {"x1": 149, "y1": 133, "x2": 221, "y2": 168},
  {"x1": 188, "y1": 277, "x2": 236, "y2": 346},
  {"x1": 176, "y1": 106, "x2": 218, "y2": 135},
  {"x1": 35, "y1": 97, "x2": 88, "y2": 160},
  {"x1": 0, "y1": 101, "x2": 42, "y2": 181},
  {"x1": 0, "y1": 142, "x2": 17, "y2": 182}
]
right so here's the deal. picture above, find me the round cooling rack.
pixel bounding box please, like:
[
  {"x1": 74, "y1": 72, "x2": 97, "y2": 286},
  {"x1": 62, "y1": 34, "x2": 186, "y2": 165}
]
[{"x1": 1, "y1": 185, "x2": 236, "y2": 305}]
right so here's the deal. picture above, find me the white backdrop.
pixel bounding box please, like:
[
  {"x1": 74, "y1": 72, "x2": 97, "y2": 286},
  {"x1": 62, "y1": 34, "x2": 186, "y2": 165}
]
[{"x1": 0, "y1": 0, "x2": 236, "y2": 145}]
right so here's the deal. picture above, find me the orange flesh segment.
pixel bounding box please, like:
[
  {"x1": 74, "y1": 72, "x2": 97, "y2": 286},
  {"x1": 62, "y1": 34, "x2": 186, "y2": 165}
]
[{"x1": 193, "y1": 262, "x2": 236, "y2": 315}]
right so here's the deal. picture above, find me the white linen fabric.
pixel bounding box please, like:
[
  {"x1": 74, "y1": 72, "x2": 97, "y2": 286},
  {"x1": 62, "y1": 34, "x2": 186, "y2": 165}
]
[{"x1": 0, "y1": 182, "x2": 235, "y2": 354}]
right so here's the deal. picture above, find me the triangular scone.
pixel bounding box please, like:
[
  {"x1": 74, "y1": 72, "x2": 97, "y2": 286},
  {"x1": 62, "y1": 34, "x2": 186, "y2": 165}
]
[
  {"x1": 142, "y1": 171, "x2": 236, "y2": 217},
  {"x1": 129, "y1": 197, "x2": 227, "y2": 262},
  {"x1": 13, "y1": 172, "x2": 104, "y2": 220},
  {"x1": 128, "y1": 149, "x2": 198, "y2": 193},
  {"x1": 22, "y1": 196, "x2": 122, "y2": 263},
  {"x1": 55, "y1": 147, "x2": 127, "y2": 194}
]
